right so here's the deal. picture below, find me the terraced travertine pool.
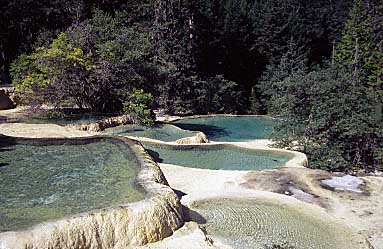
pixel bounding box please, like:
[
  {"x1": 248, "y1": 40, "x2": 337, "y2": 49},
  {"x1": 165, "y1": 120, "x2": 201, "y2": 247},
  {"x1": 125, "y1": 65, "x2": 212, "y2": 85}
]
[
  {"x1": 172, "y1": 116, "x2": 277, "y2": 141},
  {"x1": 5, "y1": 114, "x2": 278, "y2": 143},
  {"x1": 0, "y1": 114, "x2": 363, "y2": 249},
  {"x1": 0, "y1": 137, "x2": 145, "y2": 232},
  {"x1": 105, "y1": 116, "x2": 277, "y2": 142},
  {"x1": 189, "y1": 199, "x2": 354, "y2": 249},
  {"x1": 143, "y1": 143, "x2": 291, "y2": 170},
  {"x1": 2, "y1": 112, "x2": 114, "y2": 126},
  {"x1": 105, "y1": 124, "x2": 197, "y2": 142}
]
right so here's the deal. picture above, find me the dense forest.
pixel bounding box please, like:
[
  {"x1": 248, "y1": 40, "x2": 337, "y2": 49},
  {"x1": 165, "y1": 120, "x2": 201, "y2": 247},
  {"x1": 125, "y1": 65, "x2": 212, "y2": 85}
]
[{"x1": 1, "y1": 0, "x2": 382, "y2": 172}]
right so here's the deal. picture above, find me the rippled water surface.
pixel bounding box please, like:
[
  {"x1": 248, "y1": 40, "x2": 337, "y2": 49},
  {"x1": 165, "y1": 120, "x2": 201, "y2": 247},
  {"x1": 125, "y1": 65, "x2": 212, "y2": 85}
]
[
  {"x1": 173, "y1": 116, "x2": 277, "y2": 141},
  {"x1": 0, "y1": 138, "x2": 145, "y2": 232},
  {"x1": 3, "y1": 113, "x2": 113, "y2": 126},
  {"x1": 190, "y1": 199, "x2": 352, "y2": 249},
  {"x1": 143, "y1": 143, "x2": 290, "y2": 170}
]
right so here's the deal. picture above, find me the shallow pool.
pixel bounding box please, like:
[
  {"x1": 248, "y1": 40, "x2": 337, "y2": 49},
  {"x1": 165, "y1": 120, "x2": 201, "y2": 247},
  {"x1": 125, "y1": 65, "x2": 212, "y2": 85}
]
[
  {"x1": 12, "y1": 113, "x2": 113, "y2": 126},
  {"x1": 0, "y1": 137, "x2": 145, "y2": 232},
  {"x1": 105, "y1": 124, "x2": 197, "y2": 142},
  {"x1": 189, "y1": 199, "x2": 353, "y2": 249},
  {"x1": 143, "y1": 143, "x2": 291, "y2": 170},
  {"x1": 173, "y1": 116, "x2": 277, "y2": 141}
]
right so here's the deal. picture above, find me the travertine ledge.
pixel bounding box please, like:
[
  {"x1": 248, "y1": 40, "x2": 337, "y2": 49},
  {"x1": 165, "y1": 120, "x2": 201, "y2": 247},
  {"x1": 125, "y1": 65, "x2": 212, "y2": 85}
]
[
  {"x1": 0, "y1": 136, "x2": 184, "y2": 249},
  {"x1": 68, "y1": 115, "x2": 134, "y2": 132}
]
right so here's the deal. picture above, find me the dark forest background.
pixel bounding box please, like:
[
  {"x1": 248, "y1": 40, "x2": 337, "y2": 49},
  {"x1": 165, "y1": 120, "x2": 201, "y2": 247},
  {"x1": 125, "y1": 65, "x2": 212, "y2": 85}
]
[
  {"x1": 0, "y1": 0, "x2": 360, "y2": 100},
  {"x1": 1, "y1": 0, "x2": 382, "y2": 172}
]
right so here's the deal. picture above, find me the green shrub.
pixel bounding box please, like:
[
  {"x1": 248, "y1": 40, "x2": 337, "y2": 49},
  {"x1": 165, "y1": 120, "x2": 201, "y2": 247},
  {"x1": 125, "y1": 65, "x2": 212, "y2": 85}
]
[
  {"x1": 123, "y1": 89, "x2": 154, "y2": 126},
  {"x1": 10, "y1": 10, "x2": 152, "y2": 113}
]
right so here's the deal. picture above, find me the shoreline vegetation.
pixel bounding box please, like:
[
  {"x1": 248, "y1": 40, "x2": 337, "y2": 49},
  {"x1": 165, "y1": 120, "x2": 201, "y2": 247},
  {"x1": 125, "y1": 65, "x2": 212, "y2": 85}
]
[{"x1": 2, "y1": 0, "x2": 382, "y2": 173}]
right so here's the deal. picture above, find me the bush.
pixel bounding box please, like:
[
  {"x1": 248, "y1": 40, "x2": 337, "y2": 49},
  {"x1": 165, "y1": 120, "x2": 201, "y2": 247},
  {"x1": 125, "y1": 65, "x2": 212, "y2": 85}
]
[
  {"x1": 266, "y1": 66, "x2": 382, "y2": 172},
  {"x1": 123, "y1": 89, "x2": 154, "y2": 125},
  {"x1": 10, "y1": 10, "x2": 151, "y2": 113}
]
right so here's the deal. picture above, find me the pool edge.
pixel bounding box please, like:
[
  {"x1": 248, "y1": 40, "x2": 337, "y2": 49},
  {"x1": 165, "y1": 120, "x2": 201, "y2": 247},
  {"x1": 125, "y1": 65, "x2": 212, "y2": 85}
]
[{"x1": 0, "y1": 135, "x2": 184, "y2": 248}]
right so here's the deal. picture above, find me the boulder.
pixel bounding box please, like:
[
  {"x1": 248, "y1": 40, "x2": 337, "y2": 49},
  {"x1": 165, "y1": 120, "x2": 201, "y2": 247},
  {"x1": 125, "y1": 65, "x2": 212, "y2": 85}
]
[
  {"x1": 0, "y1": 90, "x2": 15, "y2": 110},
  {"x1": 175, "y1": 132, "x2": 209, "y2": 144}
]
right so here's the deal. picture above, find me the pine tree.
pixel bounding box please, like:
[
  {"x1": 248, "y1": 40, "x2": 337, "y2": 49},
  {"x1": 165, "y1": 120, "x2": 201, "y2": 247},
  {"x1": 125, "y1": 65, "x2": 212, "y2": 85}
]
[
  {"x1": 334, "y1": 0, "x2": 382, "y2": 123},
  {"x1": 367, "y1": 0, "x2": 383, "y2": 49},
  {"x1": 335, "y1": 0, "x2": 375, "y2": 80},
  {"x1": 330, "y1": 0, "x2": 383, "y2": 171},
  {"x1": 256, "y1": 38, "x2": 307, "y2": 114}
]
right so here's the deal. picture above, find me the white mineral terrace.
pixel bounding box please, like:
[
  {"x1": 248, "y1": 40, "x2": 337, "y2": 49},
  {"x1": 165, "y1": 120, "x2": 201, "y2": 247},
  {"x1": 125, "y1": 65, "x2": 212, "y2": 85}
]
[
  {"x1": 0, "y1": 109, "x2": 382, "y2": 249},
  {"x1": 129, "y1": 117, "x2": 383, "y2": 249}
]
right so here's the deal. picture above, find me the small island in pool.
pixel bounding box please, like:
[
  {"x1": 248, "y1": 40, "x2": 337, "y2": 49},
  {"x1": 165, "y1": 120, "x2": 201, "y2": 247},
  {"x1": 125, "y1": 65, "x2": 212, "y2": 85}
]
[{"x1": 0, "y1": 136, "x2": 145, "y2": 232}]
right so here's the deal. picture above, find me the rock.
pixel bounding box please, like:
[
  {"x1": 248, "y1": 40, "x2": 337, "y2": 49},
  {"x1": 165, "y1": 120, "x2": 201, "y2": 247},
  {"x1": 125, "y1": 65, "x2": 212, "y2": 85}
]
[
  {"x1": 368, "y1": 170, "x2": 383, "y2": 176},
  {"x1": 0, "y1": 86, "x2": 20, "y2": 106},
  {"x1": 69, "y1": 115, "x2": 134, "y2": 132},
  {"x1": 288, "y1": 186, "x2": 316, "y2": 203},
  {"x1": 0, "y1": 90, "x2": 15, "y2": 110},
  {"x1": 175, "y1": 132, "x2": 209, "y2": 144},
  {"x1": 73, "y1": 122, "x2": 102, "y2": 132},
  {"x1": 321, "y1": 175, "x2": 365, "y2": 194}
]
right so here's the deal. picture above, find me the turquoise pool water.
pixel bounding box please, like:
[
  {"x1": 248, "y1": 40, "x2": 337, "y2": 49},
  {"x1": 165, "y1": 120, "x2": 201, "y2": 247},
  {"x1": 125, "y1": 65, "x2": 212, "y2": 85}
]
[
  {"x1": 143, "y1": 143, "x2": 291, "y2": 170},
  {"x1": 189, "y1": 199, "x2": 352, "y2": 249},
  {"x1": 13, "y1": 113, "x2": 112, "y2": 126},
  {"x1": 0, "y1": 108, "x2": 116, "y2": 125},
  {"x1": 104, "y1": 124, "x2": 197, "y2": 142},
  {"x1": 0, "y1": 137, "x2": 145, "y2": 232},
  {"x1": 173, "y1": 116, "x2": 277, "y2": 141},
  {"x1": 106, "y1": 116, "x2": 277, "y2": 142}
]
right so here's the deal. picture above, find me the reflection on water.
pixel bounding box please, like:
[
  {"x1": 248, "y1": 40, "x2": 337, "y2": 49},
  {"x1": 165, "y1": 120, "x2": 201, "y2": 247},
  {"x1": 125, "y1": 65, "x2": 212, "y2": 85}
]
[
  {"x1": 173, "y1": 123, "x2": 229, "y2": 138},
  {"x1": 106, "y1": 116, "x2": 278, "y2": 142},
  {"x1": 0, "y1": 138, "x2": 145, "y2": 232},
  {"x1": 173, "y1": 116, "x2": 277, "y2": 141}
]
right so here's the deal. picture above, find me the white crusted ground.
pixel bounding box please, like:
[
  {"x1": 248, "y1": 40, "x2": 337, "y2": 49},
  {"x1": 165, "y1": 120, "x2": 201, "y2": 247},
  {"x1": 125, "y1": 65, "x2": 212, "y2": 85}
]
[
  {"x1": 1, "y1": 109, "x2": 382, "y2": 249},
  {"x1": 321, "y1": 175, "x2": 365, "y2": 193}
]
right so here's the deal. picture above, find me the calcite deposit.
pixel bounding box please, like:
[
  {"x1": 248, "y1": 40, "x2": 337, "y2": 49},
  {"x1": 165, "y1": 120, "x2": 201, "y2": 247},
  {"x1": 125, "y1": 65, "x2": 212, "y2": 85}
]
[
  {"x1": 0, "y1": 137, "x2": 184, "y2": 249},
  {"x1": 68, "y1": 114, "x2": 134, "y2": 132},
  {"x1": 175, "y1": 132, "x2": 209, "y2": 144}
]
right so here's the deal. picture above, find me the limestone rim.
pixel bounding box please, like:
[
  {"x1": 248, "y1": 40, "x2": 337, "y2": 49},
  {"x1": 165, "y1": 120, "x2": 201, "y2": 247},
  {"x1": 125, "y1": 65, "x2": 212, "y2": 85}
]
[{"x1": 0, "y1": 135, "x2": 184, "y2": 248}]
